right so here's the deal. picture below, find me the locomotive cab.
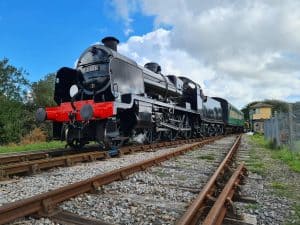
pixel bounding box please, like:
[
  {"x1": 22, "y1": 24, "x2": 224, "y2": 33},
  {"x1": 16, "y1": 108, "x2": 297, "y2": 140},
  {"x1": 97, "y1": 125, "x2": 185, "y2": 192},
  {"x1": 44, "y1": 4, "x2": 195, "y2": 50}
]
[{"x1": 178, "y1": 76, "x2": 204, "y2": 111}]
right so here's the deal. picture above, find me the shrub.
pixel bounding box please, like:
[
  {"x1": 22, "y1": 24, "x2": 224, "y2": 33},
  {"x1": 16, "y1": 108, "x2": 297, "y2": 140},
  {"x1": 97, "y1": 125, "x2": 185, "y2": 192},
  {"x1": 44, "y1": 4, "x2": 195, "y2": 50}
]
[{"x1": 20, "y1": 127, "x2": 47, "y2": 145}]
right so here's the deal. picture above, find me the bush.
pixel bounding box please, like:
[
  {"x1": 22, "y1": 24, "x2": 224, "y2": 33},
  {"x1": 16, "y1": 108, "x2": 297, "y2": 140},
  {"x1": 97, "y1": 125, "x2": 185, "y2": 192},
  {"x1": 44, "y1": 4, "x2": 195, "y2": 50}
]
[
  {"x1": 0, "y1": 97, "x2": 25, "y2": 144},
  {"x1": 20, "y1": 127, "x2": 47, "y2": 145}
]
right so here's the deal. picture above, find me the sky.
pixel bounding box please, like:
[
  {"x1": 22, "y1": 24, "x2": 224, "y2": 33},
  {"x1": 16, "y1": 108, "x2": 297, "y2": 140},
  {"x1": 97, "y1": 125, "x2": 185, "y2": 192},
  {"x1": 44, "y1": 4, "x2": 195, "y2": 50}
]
[{"x1": 1, "y1": 0, "x2": 300, "y2": 108}]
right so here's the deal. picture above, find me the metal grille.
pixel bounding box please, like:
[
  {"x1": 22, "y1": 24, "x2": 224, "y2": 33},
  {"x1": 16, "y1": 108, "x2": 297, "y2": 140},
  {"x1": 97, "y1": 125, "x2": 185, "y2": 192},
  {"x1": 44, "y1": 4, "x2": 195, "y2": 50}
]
[{"x1": 264, "y1": 102, "x2": 300, "y2": 151}]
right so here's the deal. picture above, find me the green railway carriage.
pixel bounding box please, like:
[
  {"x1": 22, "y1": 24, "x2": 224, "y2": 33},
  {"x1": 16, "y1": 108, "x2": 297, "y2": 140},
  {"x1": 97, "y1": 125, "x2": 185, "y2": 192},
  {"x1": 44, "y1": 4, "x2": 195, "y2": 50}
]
[
  {"x1": 212, "y1": 97, "x2": 244, "y2": 132},
  {"x1": 228, "y1": 104, "x2": 244, "y2": 127}
]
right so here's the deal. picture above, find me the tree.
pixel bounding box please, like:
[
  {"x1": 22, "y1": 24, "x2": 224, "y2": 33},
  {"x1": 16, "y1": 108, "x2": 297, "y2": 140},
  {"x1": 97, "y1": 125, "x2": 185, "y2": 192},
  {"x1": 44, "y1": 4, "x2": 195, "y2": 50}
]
[
  {"x1": 31, "y1": 73, "x2": 56, "y2": 107},
  {"x1": 241, "y1": 99, "x2": 289, "y2": 120},
  {"x1": 241, "y1": 101, "x2": 259, "y2": 121},
  {"x1": 263, "y1": 99, "x2": 289, "y2": 114},
  {"x1": 30, "y1": 73, "x2": 56, "y2": 139},
  {"x1": 0, "y1": 58, "x2": 29, "y2": 101},
  {"x1": 0, "y1": 58, "x2": 30, "y2": 144},
  {"x1": 0, "y1": 95, "x2": 25, "y2": 144}
]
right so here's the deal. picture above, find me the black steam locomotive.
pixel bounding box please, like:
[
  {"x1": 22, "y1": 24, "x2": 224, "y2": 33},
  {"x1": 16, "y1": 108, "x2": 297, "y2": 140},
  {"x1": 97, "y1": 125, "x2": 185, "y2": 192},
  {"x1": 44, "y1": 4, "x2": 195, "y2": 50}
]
[{"x1": 36, "y1": 37, "x2": 243, "y2": 149}]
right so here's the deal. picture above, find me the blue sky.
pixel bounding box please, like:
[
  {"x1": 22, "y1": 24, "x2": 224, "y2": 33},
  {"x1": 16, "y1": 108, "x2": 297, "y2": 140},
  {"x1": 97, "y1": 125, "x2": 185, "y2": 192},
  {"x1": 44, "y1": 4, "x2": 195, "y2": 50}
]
[{"x1": 0, "y1": 0, "x2": 153, "y2": 82}]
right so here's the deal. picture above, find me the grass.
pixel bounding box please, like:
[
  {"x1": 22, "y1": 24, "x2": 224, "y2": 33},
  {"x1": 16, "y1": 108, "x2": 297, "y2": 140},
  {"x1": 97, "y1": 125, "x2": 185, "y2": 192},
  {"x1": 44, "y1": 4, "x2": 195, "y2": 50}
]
[
  {"x1": 0, "y1": 141, "x2": 65, "y2": 154},
  {"x1": 249, "y1": 134, "x2": 300, "y2": 224},
  {"x1": 155, "y1": 171, "x2": 168, "y2": 177},
  {"x1": 246, "y1": 159, "x2": 266, "y2": 175},
  {"x1": 176, "y1": 175, "x2": 187, "y2": 181},
  {"x1": 272, "y1": 148, "x2": 300, "y2": 172},
  {"x1": 250, "y1": 134, "x2": 300, "y2": 173},
  {"x1": 270, "y1": 181, "x2": 293, "y2": 198},
  {"x1": 288, "y1": 203, "x2": 300, "y2": 225},
  {"x1": 245, "y1": 203, "x2": 261, "y2": 211},
  {"x1": 285, "y1": 203, "x2": 300, "y2": 225},
  {"x1": 197, "y1": 154, "x2": 216, "y2": 161},
  {"x1": 244, "y1": 142, "x2": 267, "y2": 176}
]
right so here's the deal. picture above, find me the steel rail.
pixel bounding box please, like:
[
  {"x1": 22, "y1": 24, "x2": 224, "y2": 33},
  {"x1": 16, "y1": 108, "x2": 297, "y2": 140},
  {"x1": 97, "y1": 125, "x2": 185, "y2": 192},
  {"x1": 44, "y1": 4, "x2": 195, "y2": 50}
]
[
  {"x1": 0, "y1": 136, "x2": 220, "y2": 225},
  {"x1": 0, "y1": 137, "x2": 209, "y2": 179},
  {"x1": 0, "y1": 151, "x2": 49, "y2": 165},
  {"x1": 0, "y1": 146, "x2": 101, "y2": 165},
  {"x1": 0, "y1": 137, "x2": 205, "y2": 166},
  {"x1": 202, "y1": 163, "x2": 247, "y2": 225},
  {"x1": 176, "y1": 135, "x2": 242, "y2": 225},
  {"x1": 0, "y1": 151, "x2": 108, "y2": 178}
]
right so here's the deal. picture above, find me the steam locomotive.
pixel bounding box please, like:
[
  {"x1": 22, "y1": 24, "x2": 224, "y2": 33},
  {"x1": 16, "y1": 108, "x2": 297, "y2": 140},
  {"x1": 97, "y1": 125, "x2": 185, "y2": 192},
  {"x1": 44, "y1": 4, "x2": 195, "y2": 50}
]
[{"x1": 36, "y1": 37, "x2": 244, "y2": 149}]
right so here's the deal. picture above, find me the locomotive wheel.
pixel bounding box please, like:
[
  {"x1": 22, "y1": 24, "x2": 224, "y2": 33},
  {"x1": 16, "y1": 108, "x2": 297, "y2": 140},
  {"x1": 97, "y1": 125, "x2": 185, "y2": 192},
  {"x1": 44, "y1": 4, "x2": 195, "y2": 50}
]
[
  {"x1": 182, "y1": 115, "x2": 191, "y2": 139},
  {"x1": 165, "y1": 130, "x2": 177, "y2": 141},
  {"x1": 208, "y1": 125, "x2": 214, "y2": 137},
  {"x1": 183, "y1": 130, "x2": 192, "y2": 139},
  {"x1": 154, "y1": 130, "x2": 162, "y2": 141},
  {"x1": 145, "y1": 129, "x2": 154, "y2": 144}
]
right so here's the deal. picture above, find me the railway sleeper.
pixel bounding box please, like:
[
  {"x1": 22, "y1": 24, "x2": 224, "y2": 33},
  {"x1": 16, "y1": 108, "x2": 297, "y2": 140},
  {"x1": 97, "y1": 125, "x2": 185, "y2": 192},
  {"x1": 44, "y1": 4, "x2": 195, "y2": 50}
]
[
  {"x1": 41, "y1": 210, "x2": 116, "y2": 225},
  {"x1": 0, "y1": 170, "x2": 7, "y2": 180},
  {"x1": 29, "y1": 164, "x2": 40, "y2": 174}
]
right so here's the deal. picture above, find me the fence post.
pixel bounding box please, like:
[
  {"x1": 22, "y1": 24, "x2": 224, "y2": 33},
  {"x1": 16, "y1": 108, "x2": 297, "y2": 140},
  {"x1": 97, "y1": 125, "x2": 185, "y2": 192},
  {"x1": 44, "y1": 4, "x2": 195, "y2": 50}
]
[
  {"x1": 288, "y1": 104, "x2": 294, "y2": 150},
  {"x1": 275, "y1": 114, "x2": 280, "y2": 146}
]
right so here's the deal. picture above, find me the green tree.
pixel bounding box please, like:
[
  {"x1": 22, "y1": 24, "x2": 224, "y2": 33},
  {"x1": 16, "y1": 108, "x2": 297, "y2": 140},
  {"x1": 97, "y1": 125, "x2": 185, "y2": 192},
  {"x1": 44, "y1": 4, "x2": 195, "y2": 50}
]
[
  {"x1": 0, "y1": 95, "x2": 25, "y2": 144},
  {"x1": 263, "y1": 99, "x2": 289, "y2": 114},
  {"x1": 30, "y1": 73, "x2": 56, "y2": 139},
  {"x1": 0, "y1": 58, "x2": 29, "y2": 101},
  {"x1": 0, "y1": 58, "x2": 30, "y2": 144},
  {"x1": 242, "y1": 99, "x2": 289, "y2": 121},
  {"x1": 31, "y1": 73, "x2": 56, "y2": 107},
  {"x1": 241, "y1": 101, "x2": 259, "y2": 121}
]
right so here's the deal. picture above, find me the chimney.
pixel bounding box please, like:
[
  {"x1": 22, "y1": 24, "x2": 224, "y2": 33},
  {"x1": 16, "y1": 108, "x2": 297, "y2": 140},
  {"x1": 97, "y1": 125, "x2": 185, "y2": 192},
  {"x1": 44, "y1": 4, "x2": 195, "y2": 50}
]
[{"x1": 101, "y1": 36, "x2": 119, "y2": 51}]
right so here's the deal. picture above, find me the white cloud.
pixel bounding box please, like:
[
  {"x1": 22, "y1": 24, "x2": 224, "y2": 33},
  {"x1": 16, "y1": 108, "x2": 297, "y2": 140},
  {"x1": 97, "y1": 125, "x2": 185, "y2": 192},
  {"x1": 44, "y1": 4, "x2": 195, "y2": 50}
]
[
  {"x1": 111, "y1": 0, "x2": 138, "y2": 36},
  {"x1": 119, "y1": 29, "x2": 216, "y2": 89},
  {"x1": 113, "y1": 0, "x2": 300, "y2": 108}
]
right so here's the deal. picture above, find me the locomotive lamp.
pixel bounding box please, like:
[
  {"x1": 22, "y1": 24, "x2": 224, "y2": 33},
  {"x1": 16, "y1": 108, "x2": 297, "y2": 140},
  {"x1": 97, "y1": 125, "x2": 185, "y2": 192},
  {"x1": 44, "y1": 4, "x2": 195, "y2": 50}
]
[
  {"x1": 36, "y1": 108, "x2": 47, "y2": 122},
  {"x1": 69, "y1": 84, "x2": 79, "y2": 98},
  {"x1": 80, "y1": 104, "x2": 94, "y2": 121}
]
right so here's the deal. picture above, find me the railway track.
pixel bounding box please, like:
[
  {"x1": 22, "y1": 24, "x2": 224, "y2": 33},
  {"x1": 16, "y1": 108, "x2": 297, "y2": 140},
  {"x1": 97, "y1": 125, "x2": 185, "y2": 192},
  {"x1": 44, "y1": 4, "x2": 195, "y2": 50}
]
[
  {"x1": 177, "y1": 135, "x2": 247, "y2": 225},
  {"x1": 0, "y1": 147, "x2": 100, "y2": 165},
  {"x1": 0, "y1": 138, "x2": 206, "y2": 180},
  {"x1": 0, "y1": 135, "x2": 248, "y2": 225}
]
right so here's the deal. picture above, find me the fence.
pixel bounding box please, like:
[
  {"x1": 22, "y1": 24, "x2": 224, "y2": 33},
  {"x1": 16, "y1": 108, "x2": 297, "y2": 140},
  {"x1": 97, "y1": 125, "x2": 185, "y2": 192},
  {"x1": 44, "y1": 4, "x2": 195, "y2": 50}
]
[{"x1": 264, "y1": 102, "x2": 300, "y2": 151}]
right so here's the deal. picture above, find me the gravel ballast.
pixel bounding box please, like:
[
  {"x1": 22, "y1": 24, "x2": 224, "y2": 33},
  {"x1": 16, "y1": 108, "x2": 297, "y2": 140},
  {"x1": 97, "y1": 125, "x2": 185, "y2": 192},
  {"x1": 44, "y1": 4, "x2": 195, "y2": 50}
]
[
  {"x1": 0, "y1": 144, "x2": 193, "y2": 206},
  {"x1": 14, "y1": 135, "x2": 300, "y2": 225},
  {"x1": 6, "y1": 136, "x2": 237, "y2": 225},
  {"x1": 59, "y1": 136, "x2": 236, "y2": 225},
  {"x1": 235, "y1": 135, "x2": 300, "y2": 225}
]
